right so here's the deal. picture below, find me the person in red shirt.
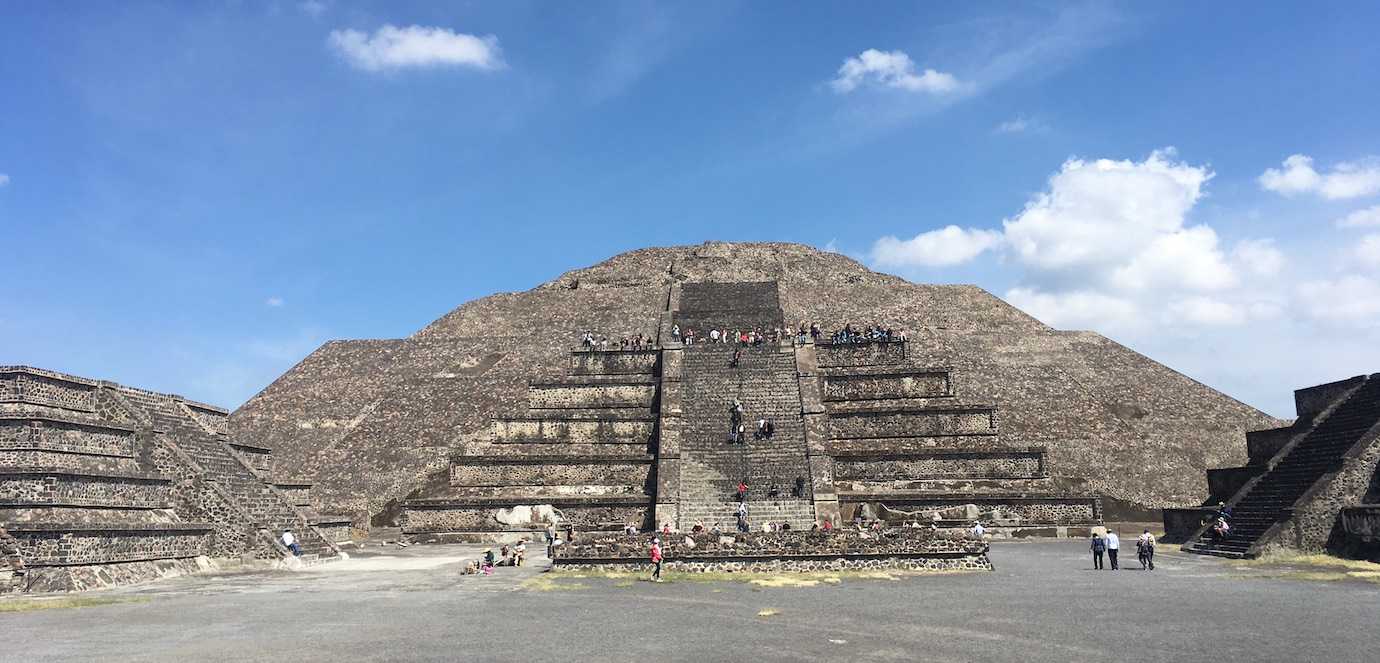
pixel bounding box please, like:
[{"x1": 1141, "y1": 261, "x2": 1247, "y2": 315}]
[{"x1": 649, "y1": 537, "x2": 664, "y2": 582}]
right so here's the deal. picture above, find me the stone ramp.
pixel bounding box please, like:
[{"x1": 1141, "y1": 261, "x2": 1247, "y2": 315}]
[{"x1": 677, "y1": 343, "x2": 815, "y2": 530}]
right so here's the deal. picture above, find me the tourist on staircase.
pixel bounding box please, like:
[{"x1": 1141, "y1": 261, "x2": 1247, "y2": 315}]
[{"x1": 281, "y1": 529, "x2": 301, "y2": 557}]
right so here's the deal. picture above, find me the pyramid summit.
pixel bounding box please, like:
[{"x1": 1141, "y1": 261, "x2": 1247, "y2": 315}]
[{"x1": 228, "y1": 242, "x2": 1278, "y2": 531}]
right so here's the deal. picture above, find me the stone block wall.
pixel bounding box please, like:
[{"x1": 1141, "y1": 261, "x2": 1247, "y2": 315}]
[
  {"x1": 527, "y1": 382, "x2": 655, "y2": 409},
  {"x1": 569, "y1": 350, "x2": 659, "y2": 376},
  {"x1": 841, "y1": 496, "x2": 1101, "y2": 526},
  {"x1": 553, "y1": 528, "x2": 991, "y2": 573},
  {"x1": 822, "y1": 370, "x2": 951, "y2": 401},
  {"x1": 1294, "y1": 376, "x2": 1366, "y2": 420},
  {"x1": 449, "y1": 459, "x2": 651, "y2": 488},
  {"x1": 231, "y1": 444, "x2": 273, "y2": 474},
  {"x1": 8, "y1": 526, "x2": 210, "y2": 566},
  {"x1": 1273, "y1": 424, "x2": 1380, "y2": 552},
  {"x1": 0, "y1": 472, "x2": 170, "y2": 508},
  {"x1": 185, "y1": 405, "x2": 229, "y2": 435},
  {"x1": 815, "y1": 342, "x2": 906, "y2": 368},
  {"x1": 0, "y1": 419, "x2": 136, "y2": 457},
  {"x1": 403, "y1": 500, "x2": 651, "y2": 533},
  {"x1": 275, "y1": 484, "x2": 312, "y2": 508},
  {"x1": 828, "y1": 407, "x2": 997, "y2": 439},
  {"x1": 834, "y1": 451, "x2": 1044, "y2": 482},
  {"x1": 492, "y1": 418, "x2": 654, "y2": 443},
  {"x1": 1, "y1": 370, "x2": 97, "y2": 411},
  {"x1": 1246, "y1": 425, "x2": 1299, "y2": 464}
]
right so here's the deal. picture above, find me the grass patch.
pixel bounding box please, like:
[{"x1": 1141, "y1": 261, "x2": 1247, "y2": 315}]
[
  {"x1": 0, "y1": 595, "x2": 149, "y2": 613},
  {"x1": 613, "y1": 580, "x2": 635, "y2": 588},
  {"x1": 756, "y1": 608, "x2": 780, "y2": 617},
  {"x1": 1230, "y1": 553, "x2": 1380, "y2": 585},
  {"x1": 518, "y1": 575, "x2": 588, "y2": 592}
]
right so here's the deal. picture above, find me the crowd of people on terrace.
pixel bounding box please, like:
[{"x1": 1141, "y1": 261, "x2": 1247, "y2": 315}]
[
  {"x1": 574, "y1": 322, "x2": 910, "y2": 350},
  {"x1": 667, "y1": 322, "x2": 907, "y2": 347},
  {"x1": 580, "y1": 331, "x2": 657, "y2": 351},
  {"x1": 463, "y1": 539, "x2": 529, "y2": 575}
]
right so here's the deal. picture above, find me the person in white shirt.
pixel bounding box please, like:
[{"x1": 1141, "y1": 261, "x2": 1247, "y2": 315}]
[
  {"x1": 1105, "y1": 531, "x2": 1121, "y2": 570},
  {"x1": 281, "y1": 529, "x2": 301, "y2": 556},
  {"x1": 971, "y1": 522, "x2": 986, "y2": 539}
]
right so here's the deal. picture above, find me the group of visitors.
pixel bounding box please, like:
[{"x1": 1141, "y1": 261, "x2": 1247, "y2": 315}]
[
  {"x1": 1207, "y1": 501, "x2": 1234, "y2": 541},
  {"x1": 1090, "y1": 529, "x2": 1157, "y2": 571},
  {"x1": 672, "y1": 324, "x2": 785, "y2": 347},
  {"x1": 464, "y1": 540, "x2": 529, "y2": 575},
  {"x1": 579, "y1": 331, "x2": 656, "y2": 351},
  {"x1": 825, "y1": 323, "x2": 906, "y2": 345}
]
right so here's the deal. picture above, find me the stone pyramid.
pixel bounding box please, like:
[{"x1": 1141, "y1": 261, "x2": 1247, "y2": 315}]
[{"x1": 229, "y1": 242, "x2": 1280, "y2": 524}]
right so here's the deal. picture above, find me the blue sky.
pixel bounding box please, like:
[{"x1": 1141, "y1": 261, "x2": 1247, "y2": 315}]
[{"x1": 3, "y1": 1, "x2": 1379, "y2": 416}]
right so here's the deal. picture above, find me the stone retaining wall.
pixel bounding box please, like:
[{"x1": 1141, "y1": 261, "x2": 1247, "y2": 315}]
[
  {"x1": 402, "y1": 501, "x2": 651, "y2": 533},
  {"x1": 552, "y1": 529, "x2": 990, "y2": 573},
  {"x1": 528, "y1": 383, "x2": 656, "y2": 409},
  {"x1": 823, "y1": 371, "x2": 951, "y2": 401},
  {"x1": 0, "y1": 420, "x2": 135, "y2": 457},
  {"x1": 814, "y1": 342, "x2": 906, "y2": 368},
  {"x1": 834, "y1": 453, "x2": 1042, "y2": 481},
  {"x1": 450, "y1": 459, "x2": 651, "y2": 488},
  {"x1": 569, "y1": 351, "x2": 659, "y2": 376},
  {"x1": 0, "y1": 472, "x2": 170, "y2": 508},
  {"x1": 492, "y1": 418, "x2": 653, "y2": 443},
  {"x1": 1, "y1": 371, "x2": 96, "y2": 411},
  {"x1": 828, "y1": 407, "x2": 996, "y2": 439},
  {"x1": 9, "y1": 527, "x2": 210, "y2": 566}
]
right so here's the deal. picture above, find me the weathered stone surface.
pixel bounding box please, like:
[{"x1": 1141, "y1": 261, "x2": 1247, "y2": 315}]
[{"x1": 231, "y1": 243, "x2": 1279, "y2": 521}]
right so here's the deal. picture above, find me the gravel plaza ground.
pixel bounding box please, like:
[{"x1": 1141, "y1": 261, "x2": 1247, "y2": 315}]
[{"x1": 5, "y1": 539, "x2": 1379, "y2": 663}]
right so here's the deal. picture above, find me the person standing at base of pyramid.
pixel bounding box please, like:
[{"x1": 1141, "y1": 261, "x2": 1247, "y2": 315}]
[
  {"x1": 1091, "y1": 533, "x2": 1106, "y2": 570},
  {"x1": 649, "y1": 537, "x2": 664, "y2": 582},
  {"x1": 1138, "y1": 529, "x2": 1156, "y2": 570},
  {"x1": 1106, "y1": 530, "x2": 1121, "y2": 570}
]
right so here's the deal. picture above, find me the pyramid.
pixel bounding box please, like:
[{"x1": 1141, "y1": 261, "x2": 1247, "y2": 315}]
[{"x1": 229, "y1": 242, "x2": 1280, "y2": 526}]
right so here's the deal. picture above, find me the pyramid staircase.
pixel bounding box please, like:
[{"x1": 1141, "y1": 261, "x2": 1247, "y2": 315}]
[{"x1": 1184, "y1": 374, "x2": 1380, "y2": 558}]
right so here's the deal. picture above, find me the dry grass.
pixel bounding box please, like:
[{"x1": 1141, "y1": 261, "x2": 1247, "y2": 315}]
[
  {"x1": 1231, "y1": 552, "x2": 1380, "y2": 585},
  {"x1": 518, "y1": 575, "x2": 588, "y2": 592},
  {"x1": 756, "y1": 608, "x2": 781, "y2": 617},
  {"x1": 548, "y1": 567, "x2": 977, "y2": 587},
  {"x1": 0, "y1": 595, "x2": 148, "y2": 613}
]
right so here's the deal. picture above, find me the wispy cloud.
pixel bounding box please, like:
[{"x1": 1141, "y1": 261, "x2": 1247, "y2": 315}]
[
  {"x1": 329, "y1": 24, "x2": 504, "y2": 73},
  {"x1": 299, "y1": 0, "x2": 328, "y2": 18},
  {"x1": 265, "y1": 296, "x2": 285, "y2": 307},
  {"x1": 994, "y1": 114, "x2": 1048, "y2": 134},
  {"x1": 0, "y1": 173, "x2": 10, "y2": 187},
  {"x1": 1337, "y1": 205, "x2": 1380, "y2": 228}
]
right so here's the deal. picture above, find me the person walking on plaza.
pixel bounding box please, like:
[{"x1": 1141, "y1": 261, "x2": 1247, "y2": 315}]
[
  {"x1": 1106, "y1": 530, "x2": 1121, "y2": 570},
  {"x1": 1091, "y1": 533, "x2": 1106, "y2": 570},
  {"x1": 1138, "y1": 529, "x2": 1157, "y2": 570},
  {"x1": 281, "y1": 528, "x2": 301, "y2": 556},
  {"x1": 649, "y1": 537, "x2": 664, "y2": 582}
]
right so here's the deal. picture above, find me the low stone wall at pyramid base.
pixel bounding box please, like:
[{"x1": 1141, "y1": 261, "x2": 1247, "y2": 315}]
[
  {"x1": 400, "y1": 497, "x2": 653, "y2": 543},
  {"x1": 840, "y1": 496, "x2": 1102, "y2": 540},
  {"x1": 551, "y1": 529, "x2": 990, "y2": 574},
  {"x1": 13, "y1": 556, "x2": 215, "y2": 594},
  {"x1": 1327, "y1": 506, "x2": 1380, "y2": 562}
]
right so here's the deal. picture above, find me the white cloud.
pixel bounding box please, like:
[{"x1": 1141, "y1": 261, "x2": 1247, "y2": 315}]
[
  {"x1": 1231, "y1": 239, "x2": 1286, "y2": 277},
  {"x1": 1003, "y1": 149, "x2": 1213, "y2": 272},
  {"x1": 0, "y1": 174, "x2": 9, "y2": 187},
  {"x1": 265, "y1": 297, "x2": 285, "y2": 308},
  {"x1": 1165, "y1": 296, "x2": 1245, "y2": 326},
  {"x1": 329, "y1": 25, "x2": 503, "y2": 73},
  {"x1": 831, "y1": 49, "x2": 961, "y2": 94},
  {"x1": 871, "y1": 225, "x2": 1001, "y2": 268},
  {"x1": 1337, "y1": 205, "x2": 1380, "y2": 228},
  {"x1": 1109, "y1": 226, "x2": 1237, "y2": 292},
  {"x1": 1297, "y1": 275, "x2": 1380, "y2": 323},
  {"x1": 1356, "y1": 234, "x2": 1380, "y2": 268},
  {"x1": 1005, "y1": 288, "x2": 1139, "y2": 332},
  {"x1": 1259, "y1": 154, "x2": 1380, "y2": 200}
]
